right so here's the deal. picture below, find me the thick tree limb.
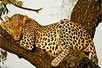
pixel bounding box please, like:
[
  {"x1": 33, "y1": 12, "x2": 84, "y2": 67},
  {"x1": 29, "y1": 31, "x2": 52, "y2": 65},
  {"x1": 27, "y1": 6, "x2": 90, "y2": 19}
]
[
  {"x1": 71, "y1": 0, "x2": 102, "y2": 39},
  {"x1": 0, "y1": 26, "x2": 100, "y2": 68},
  {"x1": 0, "y1": 0, "x2": 101, "y2": 68}
]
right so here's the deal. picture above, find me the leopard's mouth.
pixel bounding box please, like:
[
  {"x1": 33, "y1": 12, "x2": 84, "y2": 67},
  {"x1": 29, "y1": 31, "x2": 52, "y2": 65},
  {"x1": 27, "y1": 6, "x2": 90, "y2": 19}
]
[
  {"x1": 13, "y1": 35, "x2": 21, "y2": 41},
  {"x1": 14, "y1": 37, "x2": 20, "y2": 41}
]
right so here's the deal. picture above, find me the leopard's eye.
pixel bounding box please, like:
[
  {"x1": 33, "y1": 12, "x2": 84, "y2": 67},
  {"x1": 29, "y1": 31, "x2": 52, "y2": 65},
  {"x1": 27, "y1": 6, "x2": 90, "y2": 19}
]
[
  {"x1": 9, "y1": 25, "x2": 13, "y2": 28},
  {"x1": 9, "y1": 26, "x2": 12, "y2": 28},
  {"x1": 25, "y1": 21, "x2": 28, "y2": 24},
  {"x1": 18, "y1": 21, "x2": 20, "y2": 25},
  {"x1": 18, "y1": 23, "x2": 21, "y2": 26},
  {"x1": 12, "y1": 24, "x2": 14, "y2": 27}
]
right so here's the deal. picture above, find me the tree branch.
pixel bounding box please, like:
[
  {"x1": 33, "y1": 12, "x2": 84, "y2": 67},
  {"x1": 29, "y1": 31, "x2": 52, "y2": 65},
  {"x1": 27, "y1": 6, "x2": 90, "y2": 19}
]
[{"x1": 8, "y1": 0, "x2": 43, "y2": 13}]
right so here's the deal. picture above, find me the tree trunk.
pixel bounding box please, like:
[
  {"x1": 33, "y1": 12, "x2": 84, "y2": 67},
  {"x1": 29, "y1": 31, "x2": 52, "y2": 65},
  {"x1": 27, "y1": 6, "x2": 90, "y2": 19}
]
[
  {"x1": 71, "y1": 0, "x2": 102, "y2": 39},
  {"x1": 0, "y1": 0, "x2": 101, "y2": 68}
]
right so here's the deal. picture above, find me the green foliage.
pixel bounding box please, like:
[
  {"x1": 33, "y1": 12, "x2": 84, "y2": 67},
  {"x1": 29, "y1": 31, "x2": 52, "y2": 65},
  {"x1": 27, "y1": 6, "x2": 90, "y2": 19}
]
[
  {"x1": 0, "y1": 0, "x2": 42, "y2": 20},
  {"x1": 0, "y1": 0, "x2": 9, "y2": 5},
  {"x1": 0, "y1": 0, "x2": 23, "y2": 6},
  {"x1": 17, "y1": 1, "x2": 23, "y2": 7},
  {"x1": 0, "y1": 0, "x2": 23, "y2": 20}
]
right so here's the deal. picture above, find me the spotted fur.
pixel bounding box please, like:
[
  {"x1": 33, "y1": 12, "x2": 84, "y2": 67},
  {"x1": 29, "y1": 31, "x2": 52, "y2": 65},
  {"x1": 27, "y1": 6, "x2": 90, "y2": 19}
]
[{"x1": 0, "y1": 14, "x2": 98, "y2": 67}]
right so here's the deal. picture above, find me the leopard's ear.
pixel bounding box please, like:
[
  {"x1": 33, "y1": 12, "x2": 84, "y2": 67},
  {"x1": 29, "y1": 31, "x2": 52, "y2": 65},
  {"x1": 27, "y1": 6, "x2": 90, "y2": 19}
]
[
  {"x1": 5, "y1": 16, "x2": 10, "y2": 22},
  {"x1": 23, "y1": 15, "x2": 28, "y2": 24}
]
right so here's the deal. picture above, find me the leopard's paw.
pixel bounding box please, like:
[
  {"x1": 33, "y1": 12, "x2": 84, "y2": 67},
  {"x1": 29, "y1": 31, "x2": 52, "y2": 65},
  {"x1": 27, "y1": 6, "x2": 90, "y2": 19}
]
[{"x1": 51, "y1": 59, "x2": 60, "y2": 67}]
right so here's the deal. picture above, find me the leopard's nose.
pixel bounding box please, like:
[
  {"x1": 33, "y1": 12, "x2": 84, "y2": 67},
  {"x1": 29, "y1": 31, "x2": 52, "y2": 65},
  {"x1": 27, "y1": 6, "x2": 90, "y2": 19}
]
[{"x1": 14, "y1": 34, "x2": 20, "y2": 40}]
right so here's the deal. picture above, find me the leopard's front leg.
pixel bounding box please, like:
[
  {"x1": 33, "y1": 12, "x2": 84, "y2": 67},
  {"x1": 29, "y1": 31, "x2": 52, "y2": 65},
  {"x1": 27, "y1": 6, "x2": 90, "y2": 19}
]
[
  {"x1": 20, "y1": 32, "x2": 34, "y2": 51},
  {"x1": 51, "y1": 46, "x2": 70, "y2": 67}
]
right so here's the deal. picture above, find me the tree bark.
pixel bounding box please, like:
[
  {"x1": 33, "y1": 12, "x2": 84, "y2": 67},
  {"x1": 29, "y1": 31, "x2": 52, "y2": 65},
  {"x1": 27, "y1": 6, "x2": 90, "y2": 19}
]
[
  {"x1": 0, "y1": 27, "x2": 100, "y2": 68},
  {"x1": 71, "y1": 0, "x2": 102, "y2": 39},
  {"x1": 0, "y1": 0, "x2": 101, "y2": 68}
]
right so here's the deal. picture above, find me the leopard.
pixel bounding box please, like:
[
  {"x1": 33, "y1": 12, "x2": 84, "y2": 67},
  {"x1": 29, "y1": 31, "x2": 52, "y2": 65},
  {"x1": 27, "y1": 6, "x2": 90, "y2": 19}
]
[
  {"x1": 0, "y1": 14, "x2": 39, "y2": 50},
  {"x1": 0, "y1": 14, "x2": 98, "y2": 67}
]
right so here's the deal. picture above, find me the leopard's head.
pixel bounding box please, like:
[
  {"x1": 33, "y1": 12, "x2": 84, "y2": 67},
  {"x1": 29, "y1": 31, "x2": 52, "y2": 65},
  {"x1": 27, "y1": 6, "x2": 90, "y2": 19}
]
[{"x1": 3, "y1": 14, "x2": 28, "y2": 40}]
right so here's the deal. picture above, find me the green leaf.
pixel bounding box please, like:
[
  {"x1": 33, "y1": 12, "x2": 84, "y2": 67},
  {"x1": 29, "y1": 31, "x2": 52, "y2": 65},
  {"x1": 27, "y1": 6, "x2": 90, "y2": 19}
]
[
  {"x1": 0, "y1": 0, "x2": 24, "y2": 20},
  {"x1": 1, "y1": 0, "x2": 9, "y2": 5},
  {"x1": 17, "y1": 1, "x2": 23, "y2": 7},
  {"x1": 10, "y1": 0, "x2": 17, "y2": 4}
]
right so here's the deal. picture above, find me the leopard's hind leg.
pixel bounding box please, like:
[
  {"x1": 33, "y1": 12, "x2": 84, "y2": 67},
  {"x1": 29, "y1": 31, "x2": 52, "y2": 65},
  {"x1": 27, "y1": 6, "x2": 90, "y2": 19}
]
[
  {"x1": 83, "y1": 42, "x2": 98, "y2": 65},
  {"x1": 51, "y1": 46, "x2": 70, "y2": 67}
]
